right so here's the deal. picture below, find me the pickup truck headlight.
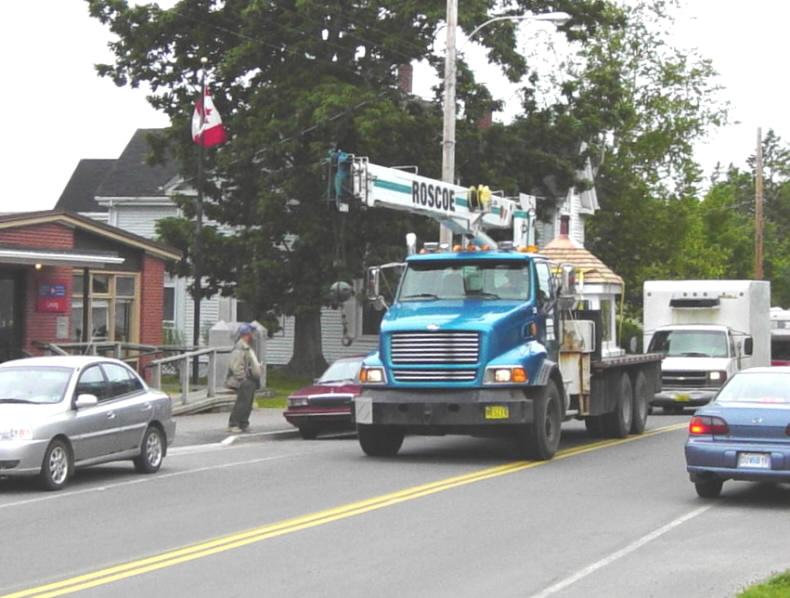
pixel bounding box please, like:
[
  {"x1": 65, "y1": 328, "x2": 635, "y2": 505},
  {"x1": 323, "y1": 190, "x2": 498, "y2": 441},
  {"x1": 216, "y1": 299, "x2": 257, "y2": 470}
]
[
  {"x1": 485, "y1": 367, "x2": 528, "y2": 384},
  {"x1": 0, "y1": 426, "x2": 33, "y2": 441},
  {"x1": 360, "y1": 367, "x2": 387, "y2": 384}
]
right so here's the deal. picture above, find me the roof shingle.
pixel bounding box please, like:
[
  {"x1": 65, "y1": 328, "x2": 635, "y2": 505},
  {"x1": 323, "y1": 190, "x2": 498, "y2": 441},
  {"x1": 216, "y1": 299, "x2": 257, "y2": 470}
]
[
  {"x1": 95, "y1": 128, "x2": 179, "y2": 198},
  {"x1": 55, "y1": 159, "x2": 115, "y2": 213}
]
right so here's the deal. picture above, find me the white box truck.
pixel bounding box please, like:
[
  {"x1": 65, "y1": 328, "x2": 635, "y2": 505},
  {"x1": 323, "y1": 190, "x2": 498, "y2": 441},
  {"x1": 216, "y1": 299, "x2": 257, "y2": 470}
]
[{"x1": 643, "y1": 280, "x2": 771, "y2": 412}]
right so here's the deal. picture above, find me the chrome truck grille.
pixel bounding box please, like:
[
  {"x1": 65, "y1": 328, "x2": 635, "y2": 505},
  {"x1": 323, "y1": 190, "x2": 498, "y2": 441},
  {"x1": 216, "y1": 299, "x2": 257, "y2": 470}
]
[
  {"x1": 392, "y1": 369, "x2": 478, "y2": 382},
  {"x1": 390, "y1": 332, "x2": 480, "y2": 365},
  {"x1": 662, "y1": 370, "x2": 709, "y2": 388}
]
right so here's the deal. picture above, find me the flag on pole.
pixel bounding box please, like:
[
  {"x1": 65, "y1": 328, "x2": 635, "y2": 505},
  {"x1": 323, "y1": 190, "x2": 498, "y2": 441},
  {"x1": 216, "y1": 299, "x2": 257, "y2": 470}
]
[{"x1": 192, "y1": 88, "x2": 227, "y2": 148}]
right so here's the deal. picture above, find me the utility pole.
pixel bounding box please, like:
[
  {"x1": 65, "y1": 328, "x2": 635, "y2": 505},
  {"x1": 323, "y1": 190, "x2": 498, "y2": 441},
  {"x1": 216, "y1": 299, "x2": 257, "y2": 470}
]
[
  {"x1": 755, "y1": 127, "x2": 764, "y2": 280},
  {"x1": 439, "y1": 0, "x2": 458, "y2": 246}
]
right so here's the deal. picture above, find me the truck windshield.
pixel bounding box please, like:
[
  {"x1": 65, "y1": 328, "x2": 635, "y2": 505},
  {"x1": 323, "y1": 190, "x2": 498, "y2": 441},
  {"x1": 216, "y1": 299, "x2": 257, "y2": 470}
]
[
  {"x1": 648, "y1": 330, "x2": 729, "y2": 358},
  {"x1": 398, "y1": 261, "x2": 530, "y2": 302},
  {"x1": 772, "y1": 338, "x2": 790, "y2": 362}
]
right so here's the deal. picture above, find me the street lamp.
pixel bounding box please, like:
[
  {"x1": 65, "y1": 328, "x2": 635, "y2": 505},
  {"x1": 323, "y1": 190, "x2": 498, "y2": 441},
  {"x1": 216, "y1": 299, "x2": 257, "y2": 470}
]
[{"x1": 439, "y1": 8, "x2": 571, "y2": 245}]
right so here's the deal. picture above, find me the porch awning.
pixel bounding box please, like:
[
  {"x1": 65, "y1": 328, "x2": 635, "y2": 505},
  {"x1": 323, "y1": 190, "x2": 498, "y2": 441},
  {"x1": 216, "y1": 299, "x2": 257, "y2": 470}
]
[{"x1": 0, "y1": 247, "x2": 125, "y2": 268}]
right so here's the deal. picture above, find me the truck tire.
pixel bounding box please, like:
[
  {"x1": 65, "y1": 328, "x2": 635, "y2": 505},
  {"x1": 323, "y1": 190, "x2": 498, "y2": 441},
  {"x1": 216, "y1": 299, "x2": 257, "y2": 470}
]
[
  {"x1": 584, "y1": 416, "x2": 604, "y2": 437},
  {"x1": 630, "y1": 372, "x2": 650, "y2": 435},
  {"x1": 357, "y1": 425, "x2": 404, "y2": 457},
  {"x1": 602, "y1": 373, "x2": 633, "y2": 438},
  {"x1": 515, "y1": 381, "x2": 562, "y2": 460}
]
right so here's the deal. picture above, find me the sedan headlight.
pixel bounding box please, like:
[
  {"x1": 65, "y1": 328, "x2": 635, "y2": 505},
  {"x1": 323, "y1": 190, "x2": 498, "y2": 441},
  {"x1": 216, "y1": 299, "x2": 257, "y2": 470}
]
[
  {"x1": 288, "y1": 397, "x2": 309, "y2": 408},
  {"x1": 360, "y1": 367, "x2": 387, "y2": 384},
  {"x1": 0, "y1": 426, "x2": 34, "y2": 441}
]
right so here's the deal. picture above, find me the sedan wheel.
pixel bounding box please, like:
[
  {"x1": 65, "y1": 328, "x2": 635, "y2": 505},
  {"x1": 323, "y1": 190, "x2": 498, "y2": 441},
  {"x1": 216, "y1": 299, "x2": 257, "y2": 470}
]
[
  {"x1": 694, "y1": 479, "x2": 723, "y2": 499},
  {"x1": 39, "y1": 439, "x2": 71, "y2": 491},
  {"x1": 134, "y1": 426, "x2": 165, "y2": 474}
]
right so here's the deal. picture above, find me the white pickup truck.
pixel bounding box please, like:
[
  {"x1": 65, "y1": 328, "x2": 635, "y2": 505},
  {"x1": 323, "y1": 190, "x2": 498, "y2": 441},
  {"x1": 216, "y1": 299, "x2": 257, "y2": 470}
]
[{"x1": 643, "y1": 280, "x2": 771, "y2": 412}]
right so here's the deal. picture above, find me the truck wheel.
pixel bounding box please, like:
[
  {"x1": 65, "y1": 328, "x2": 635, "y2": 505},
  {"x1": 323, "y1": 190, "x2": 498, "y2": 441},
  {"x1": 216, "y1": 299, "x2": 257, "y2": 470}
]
[
  {"x1": 357, "y1": 425, "x2": 404, "y2": 457},
  {"x1": 602, "y1": 373, "x2": 633, "y2": 438},
  {"x1": 516, "y1": 381, "x2": 562, "y2": 460},
  {"x1": 584, "y1": 416, "x2": 604, "y2": 437},
  {"x1": 630, "y1": 372, "x2": 650, "y2": 435}
]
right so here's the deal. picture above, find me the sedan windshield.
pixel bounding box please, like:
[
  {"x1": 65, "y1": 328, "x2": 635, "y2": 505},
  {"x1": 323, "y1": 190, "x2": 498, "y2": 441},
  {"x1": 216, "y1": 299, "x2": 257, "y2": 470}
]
[
  {"x1": 648, "y1": 330, "x2": 729, "y2": 358},
  {"x1": 0, "y1": 367, "x2": 73, "y2": 404},
  {"x1": 319, "y1": 359, "x2": 362, "y2": 383},
  {"x1": 717, "y1": 373, "x2": 790, "y2": 404},
  {"x1": 398, "y1": 261, "x2": 530, "y2": 302}
]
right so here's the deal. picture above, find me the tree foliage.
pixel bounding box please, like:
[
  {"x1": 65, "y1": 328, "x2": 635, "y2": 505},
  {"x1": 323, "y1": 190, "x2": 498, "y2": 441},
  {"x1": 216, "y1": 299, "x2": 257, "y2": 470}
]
[{"x1": 87, "y1": 0, "x2": 735, "y2": 373}]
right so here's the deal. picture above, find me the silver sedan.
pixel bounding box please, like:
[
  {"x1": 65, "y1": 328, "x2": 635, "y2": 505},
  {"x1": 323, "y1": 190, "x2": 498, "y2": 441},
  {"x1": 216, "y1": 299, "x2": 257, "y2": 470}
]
[{"x1": 0, "y1": 355, "x2": 175, "y2": 490}]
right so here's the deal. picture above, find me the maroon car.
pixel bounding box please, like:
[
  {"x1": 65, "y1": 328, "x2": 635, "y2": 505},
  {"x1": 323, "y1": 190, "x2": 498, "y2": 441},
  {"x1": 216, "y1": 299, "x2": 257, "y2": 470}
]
[{"x1": 284, "y1": 356, "x2": 364, "y2": 439}]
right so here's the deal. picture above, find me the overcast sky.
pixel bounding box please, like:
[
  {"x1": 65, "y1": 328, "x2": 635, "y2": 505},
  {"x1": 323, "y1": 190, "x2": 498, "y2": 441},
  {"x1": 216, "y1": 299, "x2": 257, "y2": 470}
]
[{"x1": 1, "y1": 0, "x2": 787, "y2": 213}]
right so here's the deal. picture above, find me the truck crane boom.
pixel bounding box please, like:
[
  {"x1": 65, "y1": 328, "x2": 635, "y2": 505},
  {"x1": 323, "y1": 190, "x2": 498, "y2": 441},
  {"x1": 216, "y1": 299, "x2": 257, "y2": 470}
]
[{"x1": 330, "y1": 151, "x2": 536, "y2": 248}]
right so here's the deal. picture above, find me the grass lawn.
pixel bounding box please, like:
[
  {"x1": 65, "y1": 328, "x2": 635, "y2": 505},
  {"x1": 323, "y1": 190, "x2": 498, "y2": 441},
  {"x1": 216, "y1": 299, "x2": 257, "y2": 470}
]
[
  {"x1": 738, "y1": 571, "x2": 790, "y2": 598},
  {"x1": 256, "y1": 368, "x2": 312, "y2": 409},
  {"x1": 159, "y1": 370, "x2": 311, "y2": 409}
]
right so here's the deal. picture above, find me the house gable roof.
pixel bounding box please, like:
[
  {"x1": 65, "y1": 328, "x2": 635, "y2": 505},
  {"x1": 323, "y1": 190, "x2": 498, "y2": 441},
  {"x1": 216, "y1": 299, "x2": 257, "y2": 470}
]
[
  {"x1": 95, "y1": 128, "x2": 180, "y2": 198},
  {"x1": 0, "y1": 210, "x2": 181, "y2": 262},
  {"x1": 55, "y1": 159, "x2": 116, "y2": 213}
]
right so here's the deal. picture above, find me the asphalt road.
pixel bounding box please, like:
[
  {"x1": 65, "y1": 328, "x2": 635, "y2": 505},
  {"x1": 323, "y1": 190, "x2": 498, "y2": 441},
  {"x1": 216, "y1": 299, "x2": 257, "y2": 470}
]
[{"x1": 1, "y1": 414, "x2": 789, "y2": 598}]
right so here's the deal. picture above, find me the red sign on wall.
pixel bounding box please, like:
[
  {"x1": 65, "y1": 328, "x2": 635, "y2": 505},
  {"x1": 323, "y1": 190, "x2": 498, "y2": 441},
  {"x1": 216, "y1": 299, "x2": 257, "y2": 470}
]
[{"x1": 37, "y1": 283, "x2": 68, "y2": 313}]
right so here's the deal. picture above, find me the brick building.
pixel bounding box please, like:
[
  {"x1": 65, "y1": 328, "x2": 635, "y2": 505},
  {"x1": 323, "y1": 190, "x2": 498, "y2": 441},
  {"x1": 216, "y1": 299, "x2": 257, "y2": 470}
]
[{"x1": 0, "y1": 210, "x2": 180, "y2": 363}]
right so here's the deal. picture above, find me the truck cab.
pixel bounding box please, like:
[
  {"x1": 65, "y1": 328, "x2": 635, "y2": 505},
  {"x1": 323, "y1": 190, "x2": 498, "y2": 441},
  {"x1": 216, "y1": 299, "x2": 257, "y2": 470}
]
[
  {"x1": 359, "y1": 249, "x2": 560, "y2": 430},
  {"x1": 643, "y1": 280, "x2": 771, "y2": 412},
  {"x1": 647, "y1": 324, "x2": 744, "y2": 410}
]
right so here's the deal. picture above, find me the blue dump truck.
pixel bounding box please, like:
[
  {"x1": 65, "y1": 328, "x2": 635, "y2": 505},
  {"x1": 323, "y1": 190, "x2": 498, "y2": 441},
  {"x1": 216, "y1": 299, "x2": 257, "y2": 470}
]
[{"x1": 326, "y1": 152, "x2": 663, "y2": 459}]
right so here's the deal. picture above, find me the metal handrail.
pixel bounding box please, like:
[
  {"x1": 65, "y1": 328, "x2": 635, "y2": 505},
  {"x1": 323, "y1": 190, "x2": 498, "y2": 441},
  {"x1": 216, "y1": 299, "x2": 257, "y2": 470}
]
[{"x1": 147, "y1": 345, "x2": 235, "y2": 405}]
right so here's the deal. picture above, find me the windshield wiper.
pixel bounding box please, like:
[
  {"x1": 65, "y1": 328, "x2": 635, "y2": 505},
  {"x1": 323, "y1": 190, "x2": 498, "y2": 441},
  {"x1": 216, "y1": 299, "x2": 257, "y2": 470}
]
[
  {"x1": 0, "y1": 398, "x2": 35, "y2": 404},
  {"x1": 469, "y1": 292, "x2": 501, "y2": 299},
  {"x1": 401, "y1": 293, "x2": 439, "y2": 300}
]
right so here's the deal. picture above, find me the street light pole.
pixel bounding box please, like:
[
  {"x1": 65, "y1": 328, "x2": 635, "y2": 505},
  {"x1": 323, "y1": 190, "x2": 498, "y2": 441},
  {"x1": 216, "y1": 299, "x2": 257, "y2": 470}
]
[{"x1": 438, "y1": 9, "x2": 571, "y2": 246}]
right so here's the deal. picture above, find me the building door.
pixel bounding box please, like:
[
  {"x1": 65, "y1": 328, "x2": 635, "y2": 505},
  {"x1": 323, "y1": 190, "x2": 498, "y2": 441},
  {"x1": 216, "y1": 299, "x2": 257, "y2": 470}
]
[{"x1": 0, "y1": 273, "x2": 23, "y2": 363}]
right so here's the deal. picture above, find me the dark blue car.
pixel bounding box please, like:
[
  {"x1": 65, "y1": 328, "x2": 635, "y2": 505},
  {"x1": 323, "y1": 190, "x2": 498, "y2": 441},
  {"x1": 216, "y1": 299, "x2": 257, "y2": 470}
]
[{"x1": 685, "y1": 368, "x2": 790, "y2": 498}]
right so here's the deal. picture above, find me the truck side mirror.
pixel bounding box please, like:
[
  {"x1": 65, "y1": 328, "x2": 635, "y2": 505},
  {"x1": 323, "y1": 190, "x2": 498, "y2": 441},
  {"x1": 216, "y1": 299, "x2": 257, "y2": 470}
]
[
  {"x1": 329, "y1": 281, "x2": 354, "y2": 308},
  {"x1": 366, "y1": 267, "x2": 381, "y2": 301},
  {"x1": 743, "y1": 336, "x2": 754, "y2": 356}
]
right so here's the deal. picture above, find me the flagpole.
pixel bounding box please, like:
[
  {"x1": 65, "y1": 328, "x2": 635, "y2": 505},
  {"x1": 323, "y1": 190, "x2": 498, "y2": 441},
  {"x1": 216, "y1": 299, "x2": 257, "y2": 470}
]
[{"x1": 192, "y1": 57, "x2": 207, "y2": 384}]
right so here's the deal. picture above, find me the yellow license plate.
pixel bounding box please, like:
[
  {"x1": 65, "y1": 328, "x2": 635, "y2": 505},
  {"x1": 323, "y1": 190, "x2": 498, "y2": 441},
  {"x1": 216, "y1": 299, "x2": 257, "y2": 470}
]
[
  {"x1": 676, "y1": 394, "x2": 690, "y2": 402},
  {"x1": 485, "y1": 405, "x2": 509, "y2": 420}
]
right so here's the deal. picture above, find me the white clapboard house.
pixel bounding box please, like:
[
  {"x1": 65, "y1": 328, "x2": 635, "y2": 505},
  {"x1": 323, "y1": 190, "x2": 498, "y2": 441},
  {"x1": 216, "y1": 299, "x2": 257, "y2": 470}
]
[{"x1": 56, "y1": 128, "x2": 599, "y2": 365}]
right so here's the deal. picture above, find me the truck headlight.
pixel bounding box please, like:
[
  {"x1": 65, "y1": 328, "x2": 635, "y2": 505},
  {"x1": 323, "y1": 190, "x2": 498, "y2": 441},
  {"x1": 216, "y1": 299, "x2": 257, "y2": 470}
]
[
  {"x1": 0, "y1": 426, "x2": 33, "y2": 441},
  {"x1": 360, "y1": 367, "x2": 386, "y2": 384},
  {"x1": 708, "y1": 371, "x2": 727, "y2": 384},
  {"x1": 485, "y1": 367, "x2": 528, "y2": 384}
]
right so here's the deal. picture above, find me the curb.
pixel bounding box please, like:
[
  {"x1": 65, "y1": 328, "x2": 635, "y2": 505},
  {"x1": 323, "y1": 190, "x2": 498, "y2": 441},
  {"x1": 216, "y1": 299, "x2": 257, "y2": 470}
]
[{"x1": 222, "y1": 428, "x2": 302, "y2": 445}]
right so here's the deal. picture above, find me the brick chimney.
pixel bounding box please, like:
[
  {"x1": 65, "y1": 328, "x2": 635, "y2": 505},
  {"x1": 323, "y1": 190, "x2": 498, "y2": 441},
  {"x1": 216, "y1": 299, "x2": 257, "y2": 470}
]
[
  {"x1": 397, "y1": 64, "x2": 413, "y2": 94},
  {"x1": 560, "y1": 214, "x2": 571, "y2": 237},
  {"x1": 476, "y1": 109, "x2": 493, "y2": 130}
]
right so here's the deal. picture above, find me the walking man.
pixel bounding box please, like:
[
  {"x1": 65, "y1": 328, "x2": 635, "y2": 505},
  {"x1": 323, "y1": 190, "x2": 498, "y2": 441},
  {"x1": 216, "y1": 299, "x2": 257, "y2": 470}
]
[{"x1": 226, "y1": 323, "x2": 261, "y2": 433}]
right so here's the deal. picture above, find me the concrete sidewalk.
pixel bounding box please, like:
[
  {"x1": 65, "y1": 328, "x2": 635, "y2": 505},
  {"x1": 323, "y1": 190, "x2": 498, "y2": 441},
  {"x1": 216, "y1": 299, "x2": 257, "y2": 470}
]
[{"x1": 172, "y1": 407, "x2": 297, "y2": 447}]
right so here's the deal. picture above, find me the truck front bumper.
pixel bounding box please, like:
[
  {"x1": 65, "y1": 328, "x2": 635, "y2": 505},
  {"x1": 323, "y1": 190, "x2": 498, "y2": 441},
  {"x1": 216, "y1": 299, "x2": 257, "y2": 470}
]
[
  {"x1": 652, "y1": 388, "x2": 718, "y2": 407},
  {"x1": 354, "y1": 388, "x2": 533, "y2": 432}
]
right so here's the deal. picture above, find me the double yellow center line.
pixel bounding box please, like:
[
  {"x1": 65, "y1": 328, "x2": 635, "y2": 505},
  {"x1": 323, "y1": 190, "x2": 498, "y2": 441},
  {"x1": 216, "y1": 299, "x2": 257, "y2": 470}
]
[{"x1": 3, "y1": 422, "x2": 686, "y2": 598}]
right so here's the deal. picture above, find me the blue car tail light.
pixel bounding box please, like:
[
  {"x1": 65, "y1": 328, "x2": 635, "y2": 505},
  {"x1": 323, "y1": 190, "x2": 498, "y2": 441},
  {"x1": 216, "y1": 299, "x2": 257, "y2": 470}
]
[{"x1": 689, "y1": 416, "x2": 729, "y2": 436}]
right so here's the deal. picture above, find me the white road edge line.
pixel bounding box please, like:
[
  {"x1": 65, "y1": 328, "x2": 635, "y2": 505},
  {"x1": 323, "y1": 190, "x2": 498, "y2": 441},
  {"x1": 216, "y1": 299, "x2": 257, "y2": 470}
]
[
  {"x1": 0, "y1": 453, "x2": 302, "y2": 511},
  {"x1": 529, "y1": 504, "x2": 714, "y2": 598}
]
